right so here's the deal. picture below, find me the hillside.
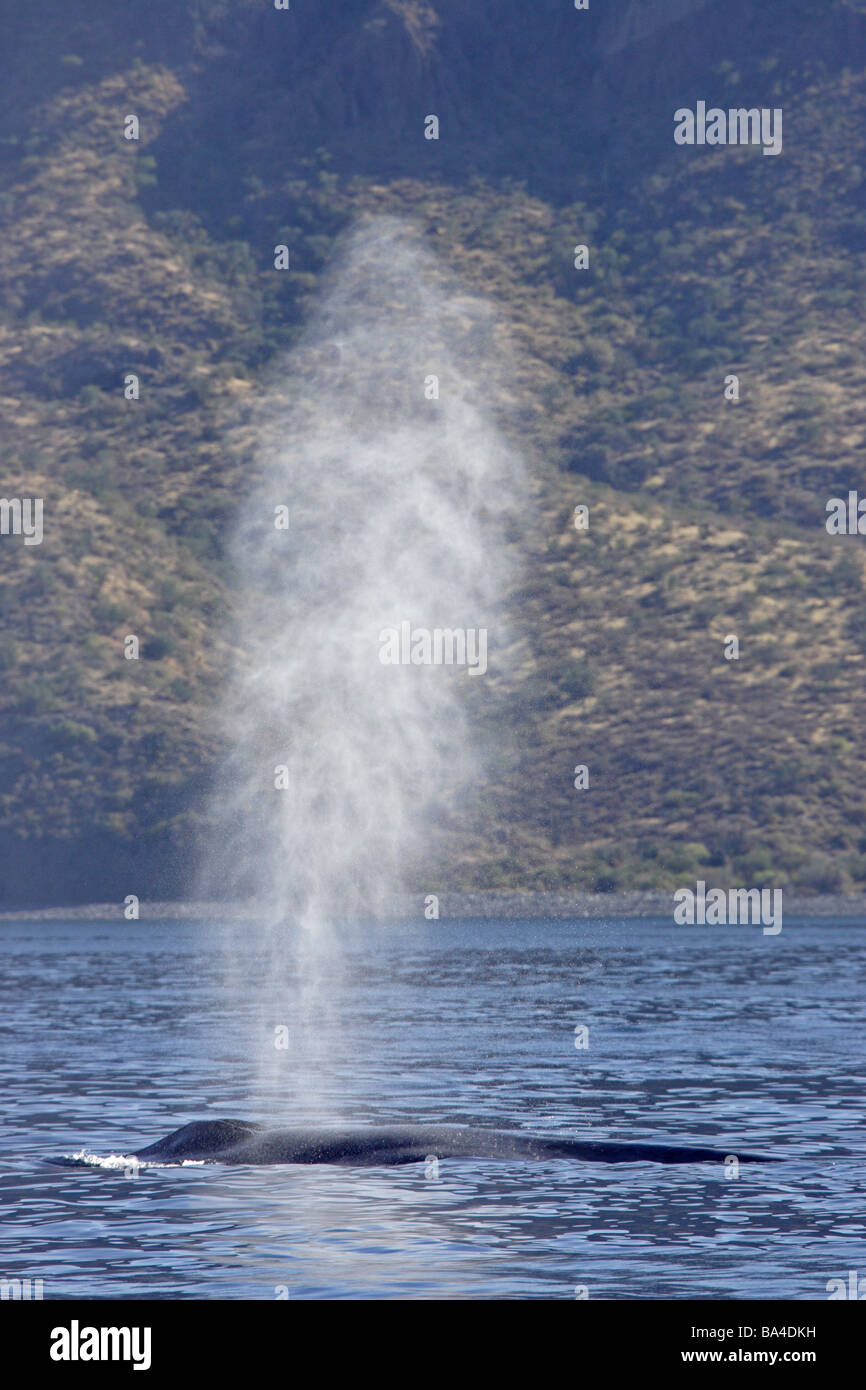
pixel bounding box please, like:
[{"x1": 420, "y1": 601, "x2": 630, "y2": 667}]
[{"x1": 0, "y1": 0, "x2": 865, "y2": 905}]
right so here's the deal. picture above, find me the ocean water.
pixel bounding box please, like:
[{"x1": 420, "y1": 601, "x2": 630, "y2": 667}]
[{"x1": 0, "y1": 916, "x2": 864, "y2": 1300}]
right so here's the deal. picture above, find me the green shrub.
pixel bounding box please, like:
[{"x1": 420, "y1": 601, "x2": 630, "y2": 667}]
[
  {"x1": 559, "y1": 659, "x2": 596, "y2": 700},
  {"x1": 145, "y1": 633, "x2": 176, "y2": 660},
  {"x1": 792, "y1": 856, "x2": 846, "y2": 893}
]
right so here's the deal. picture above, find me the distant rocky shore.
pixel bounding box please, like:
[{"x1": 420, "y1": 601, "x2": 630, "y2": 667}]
[{"x1": 2, "y1": 891, "x2": 866, "y2": 922}]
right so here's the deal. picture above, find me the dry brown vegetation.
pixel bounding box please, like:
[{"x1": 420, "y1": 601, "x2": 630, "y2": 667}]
[{"x1": 0, "y1": 2, "x2": 864, "y2": 903}]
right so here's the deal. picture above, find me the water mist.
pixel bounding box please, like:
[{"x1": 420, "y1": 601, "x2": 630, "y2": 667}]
[{"x1": 200, "y1": 215, "x2": 525, "y2": 1117}]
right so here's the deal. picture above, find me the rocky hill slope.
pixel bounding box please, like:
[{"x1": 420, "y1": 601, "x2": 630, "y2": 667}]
[{"x1": 0, "y1": 0, "x2": 864, "y2": 904}]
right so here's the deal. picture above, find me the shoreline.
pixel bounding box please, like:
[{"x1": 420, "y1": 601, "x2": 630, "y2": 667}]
[{"x1": 2, "y1": 890, "x2": 866, "y2": 922}]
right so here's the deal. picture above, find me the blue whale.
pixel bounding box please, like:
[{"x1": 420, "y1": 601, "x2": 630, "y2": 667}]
[{"x1": 126, "y1": 1119, "x2": 777, "y2": 1167}]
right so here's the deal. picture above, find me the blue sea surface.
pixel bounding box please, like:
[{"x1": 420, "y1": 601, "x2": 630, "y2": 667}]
[{"x1": 1, "y1": 916, "x2": 864, "y2": 1300}]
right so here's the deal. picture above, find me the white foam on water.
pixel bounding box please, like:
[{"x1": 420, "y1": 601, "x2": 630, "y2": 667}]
[{"x1": 60, "y1": 1150, "x2": 204, "y2": 1170}]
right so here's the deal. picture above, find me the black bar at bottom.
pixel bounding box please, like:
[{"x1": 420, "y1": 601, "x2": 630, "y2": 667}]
[{"x1": 5, "y1": 1298, "x2": 860, "y2": 1376}]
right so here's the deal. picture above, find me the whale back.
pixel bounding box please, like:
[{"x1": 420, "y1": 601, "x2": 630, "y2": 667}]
[{"x1": 128, "y1": 1119, "x2": 778, "y2": 1167}]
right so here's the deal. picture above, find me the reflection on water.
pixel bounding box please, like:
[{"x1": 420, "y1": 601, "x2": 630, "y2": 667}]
[{"x1": 1, "y1": 918, "x2": 864, "y2": 1298}]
